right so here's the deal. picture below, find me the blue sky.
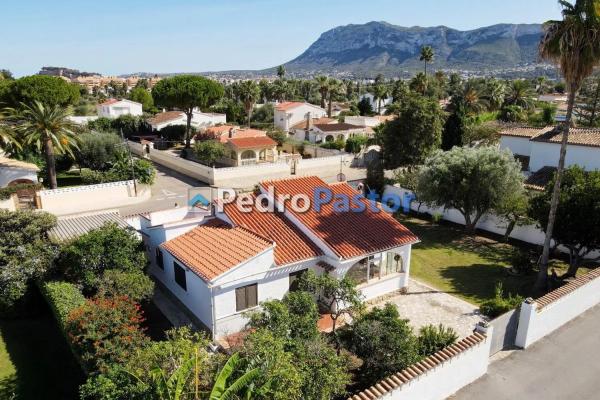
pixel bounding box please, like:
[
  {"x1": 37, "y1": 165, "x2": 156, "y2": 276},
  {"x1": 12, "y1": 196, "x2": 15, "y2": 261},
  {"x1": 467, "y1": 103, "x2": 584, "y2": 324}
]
[{"x1": 2, "y1": 0, "x2": 563, "y2": 77}]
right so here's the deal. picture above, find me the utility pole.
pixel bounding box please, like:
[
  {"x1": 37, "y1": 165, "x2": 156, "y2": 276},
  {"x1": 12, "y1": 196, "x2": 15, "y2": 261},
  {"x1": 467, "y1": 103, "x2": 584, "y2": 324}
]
[{"x1": 120, "y1": 129, "x2": 138, "y2": 196}]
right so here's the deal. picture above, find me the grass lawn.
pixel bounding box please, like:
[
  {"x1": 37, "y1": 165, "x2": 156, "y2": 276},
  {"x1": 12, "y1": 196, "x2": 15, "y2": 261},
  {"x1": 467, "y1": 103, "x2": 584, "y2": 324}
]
[
  {"x1": 56, "y1": 170, "x2": 84, "y2": 188},
  {"x1": 400, "y1": 216, "x2": 594, "y2": 306},
  {"x1": 0, "y1": 309, "x2": 84, "y2": 400}
]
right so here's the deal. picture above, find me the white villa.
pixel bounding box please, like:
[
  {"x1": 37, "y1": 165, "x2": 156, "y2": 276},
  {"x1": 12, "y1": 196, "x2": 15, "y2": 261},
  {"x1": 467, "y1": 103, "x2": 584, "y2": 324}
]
[
  {"x1": 274, "y1": 102, "x2": 327, "y2": 131},
  {"x1": 141, "y1": 176, "x2": 419, "y2": 339},
  {"x1": 499, "y1": 126, "x2": 600, "y2": 188},
  {"x1": 291, "y1": 119, "x2": 369, "y2": 144},
  {"x1": 148, "y1": 110, "x2": 227, "y2": 131},
  {"x1": 96, "y1": 99, "x2": 143, "y2": 118},
  {"x1": 345, "y1": 115, "x2": 395, "y2": 128}
]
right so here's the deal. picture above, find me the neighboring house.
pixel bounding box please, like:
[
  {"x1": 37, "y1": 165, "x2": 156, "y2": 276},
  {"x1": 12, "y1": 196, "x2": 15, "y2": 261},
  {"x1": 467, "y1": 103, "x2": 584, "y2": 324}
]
[
  {"x1": 202, "y1": 125, "x2": 267, "y2": 144},
  {"x1": 274, "y1": 102, "x2": 327, "y2": 131},
  {"x1": 96, "y1": 99, "x2": 143, "y2": 118},
  {"x1": 67, "y1": 116, "x2": 99, "y2": 125},
  {"x1": 360, "y1": 93, "x2": 393, "y2": 114},
  {"x1": 345, "y1": 115, "x2": 394, "y2": 128},
  {"x1": 222, "y1": 136, "x2": 279, "y2": 166},
  {"x1": 148, "y1": 176, "x2": 419, "y2": 339},
  {"x1": 292, "y1": 121, "x2": 368, "y2": 144},
  {"x1": 499, "y1": 126, "x2": 600, "y2": 188},
  {"x1": 0, "y1": 156, "x2": 39, "y2": 188},
  {"x1": 49, "y1": 211, "x2": 131, "y2": 242},
  {"x1": 148, "y1": 110, "x2": 227, "y2": 131}
]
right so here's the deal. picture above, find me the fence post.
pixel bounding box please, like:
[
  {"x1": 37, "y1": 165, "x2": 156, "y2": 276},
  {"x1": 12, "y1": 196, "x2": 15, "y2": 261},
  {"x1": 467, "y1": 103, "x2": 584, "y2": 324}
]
[{"x1": 515, "y1": 297, "x2": 537, "y2": 349}]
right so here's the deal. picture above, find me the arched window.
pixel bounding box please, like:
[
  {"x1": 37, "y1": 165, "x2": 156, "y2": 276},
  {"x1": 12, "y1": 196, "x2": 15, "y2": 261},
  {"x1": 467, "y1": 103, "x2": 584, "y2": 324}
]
[
  {"x1": 337, "y1": 134, "x2": 345, "y2": 141},
  {"x1": 240, "y1": 150, "x2": 256, "y2": 160},
  {"x1": 259, "y1": 149, "x2": 266, "y2": 161},
  {"x1": 325, "y1": 135, "x2": 334, "y2": 142}
]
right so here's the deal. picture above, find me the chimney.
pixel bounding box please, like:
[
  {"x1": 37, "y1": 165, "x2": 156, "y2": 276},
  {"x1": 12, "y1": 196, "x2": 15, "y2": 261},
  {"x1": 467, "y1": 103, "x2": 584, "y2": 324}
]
[
  {"x1": 229, "y1": 127, "x2": 235, "y2": 138},
  {"x1": 305, "y1": 112, "x2": 313, "y2": 130}
]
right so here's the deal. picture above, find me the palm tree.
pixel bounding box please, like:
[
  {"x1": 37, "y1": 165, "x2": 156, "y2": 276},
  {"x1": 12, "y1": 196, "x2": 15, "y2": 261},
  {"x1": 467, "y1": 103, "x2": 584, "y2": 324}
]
[
  {"x1": 483, "y1": 79, "x2": 507, "y2": 111},
  {"x1": 410, "y1": 72, "x2": 428, "y2": 95},
  {"x1": 327, "y1": 78, "x2": 343, "y2": 117},
  {"x1": 276, "y1": 65, "x2": 286, "y2": 79},
  {"x1": 209, "y1": 353, "x2": 261, "y2": 400},
  {"x1": 0, "y1": 109, "x2": 21, "y2": 151},
  {"x1": 12, "y1": 101, "x2": 78, "y2": 189},
  {"x1": 315, "y1": 76, "x2": 329, "y2": 109},
  {"x1": 505, "y1": 80, "x2": 536, "y2": 110},
  {"x1": 536, "y1": 0, "x2": 600, "y2": 290},
  {"x1": 461, "y1": 82, "x2": 489, "y2": 115},
  {"x1": 238, "y1": 80, "x2": 261, "y2": 126},
  {"x1": 372, "y1": 83, "x2": 389, "y2": 114},
  {"x1": 420, "y1": 46, "x2": 435, "y2": 78}
]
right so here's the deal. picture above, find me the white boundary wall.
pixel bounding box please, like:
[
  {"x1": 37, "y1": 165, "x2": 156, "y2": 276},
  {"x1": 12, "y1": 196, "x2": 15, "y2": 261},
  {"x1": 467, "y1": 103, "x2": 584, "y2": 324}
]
[
  {"x1": 515, "y1": 270, "x2": 600, "y2": 348},
  {"x1": 0, "y1": 194, "x2": 17, "y2": 211},
  {"x1": 353, "y1": 330, "x2": 492, "y2": 400},
  {"x1": 384, "y1": 185, "x2": 600, "y2": 259},
  {"x1": 38, "y1": 180, "x2": 150, "y2": 216}
]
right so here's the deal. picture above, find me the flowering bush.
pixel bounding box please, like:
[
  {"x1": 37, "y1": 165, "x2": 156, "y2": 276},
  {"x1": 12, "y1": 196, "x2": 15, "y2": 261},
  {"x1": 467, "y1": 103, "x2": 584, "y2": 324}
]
[{"x1": 66, "y1": 296, "x2": 148, "y2": 373}]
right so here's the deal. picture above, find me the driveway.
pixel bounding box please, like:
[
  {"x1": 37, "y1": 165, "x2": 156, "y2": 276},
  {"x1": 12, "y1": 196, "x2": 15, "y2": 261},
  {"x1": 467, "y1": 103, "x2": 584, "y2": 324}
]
[
  {"x1": 452, "y1": 304, "x2": 600, "y2": 400},
  {"x1": 377, "y1": 279, "x2": 485, "y2": 339},
  {"x1": 119, "y1": 163, "x2": 206, "y2": 216}
]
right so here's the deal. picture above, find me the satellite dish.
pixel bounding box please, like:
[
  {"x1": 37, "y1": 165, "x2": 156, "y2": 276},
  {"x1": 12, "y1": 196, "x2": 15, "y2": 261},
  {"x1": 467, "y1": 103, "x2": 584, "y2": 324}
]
[{"x1": 336, "y1": 173, "x2": 346, "y2": 182}]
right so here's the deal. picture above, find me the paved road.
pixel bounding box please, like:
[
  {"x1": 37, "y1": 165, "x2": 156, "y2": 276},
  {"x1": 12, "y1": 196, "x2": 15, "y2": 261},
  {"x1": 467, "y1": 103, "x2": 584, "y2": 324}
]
[
  {"x1": 453, "y1": 304, "x2": 600, "y2": 400},
  {"x1": 119, "y1": 163, "x2": 206, "y2": 216}
]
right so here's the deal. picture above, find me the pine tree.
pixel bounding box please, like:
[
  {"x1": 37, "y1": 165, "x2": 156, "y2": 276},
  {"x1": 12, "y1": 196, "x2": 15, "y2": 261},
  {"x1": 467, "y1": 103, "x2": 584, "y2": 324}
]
[{"x1": 576, "y1": 75, "x2": 600, "y2": 127}]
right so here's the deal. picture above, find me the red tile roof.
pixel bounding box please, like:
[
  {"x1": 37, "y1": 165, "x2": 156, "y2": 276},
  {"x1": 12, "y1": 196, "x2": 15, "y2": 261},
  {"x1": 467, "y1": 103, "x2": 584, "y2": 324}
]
[
  {"x1": 99, "y1": 98, "x2": 120, "y2": 106},
  {"x1": 161, "y1": 219, "x2": 273, "y2": 282},
  {"x1": 531, "y1": 126, "x2": 600, "y2": 148},
  {"x1": 314, "y1": 123, "x2": 363, "y2": 132},
  {"x1": 223, "y1": 195, "x2": 323, "y2": 266},
  {"x1": 274, "y1": 101, "x2": 305, "y2": 111},
  {"x1": 227, "y1": 136, "x2": 277, "y2": 149},
  {"x1": 260, "y1": 176, "x2": 419, "y2": 260},
  {"x1": 499, "y1": 126, "x2": 552, "y2": 138},
  {"x1": 148, "y1": 111, "x2": 185, "y2": 125}
]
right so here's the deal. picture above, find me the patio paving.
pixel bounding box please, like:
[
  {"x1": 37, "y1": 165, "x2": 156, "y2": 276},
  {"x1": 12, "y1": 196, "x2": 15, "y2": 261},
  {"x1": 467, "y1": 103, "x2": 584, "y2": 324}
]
[{"x1": 377, "y1": 279, "x2": 485, "y2": 338}]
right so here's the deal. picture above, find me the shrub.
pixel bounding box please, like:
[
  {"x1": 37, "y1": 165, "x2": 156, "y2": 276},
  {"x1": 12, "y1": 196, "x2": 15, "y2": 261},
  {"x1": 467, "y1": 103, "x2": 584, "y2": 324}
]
[
  {"x1": 344, "y1": 136, "x2": 367, "y2": 154},
  {"x1": 480, "y1": 282, "x2": 524, "y2": 318},
  {"x1": 158, "y1": 124, "x2": 187, "y2": 143},
  {"x1": 266, "y1": 128, "x2": 287, "y2": 146},
  {"x1": 97, "y1": 270, "x2": 154, "y2": 303},
  {"x1": 76, "y1": 132, "x2": 122, "y2": 171},
  {"x1": 57, "y1": 222, "x2": 147, "y2": 294},
  {"x1": 88, "y1": 117, "x2": 113, "y2": 132},
  {"x1": 320, "y1": 138, "x2": 345, "y2": 150},
  {"x1": 66, "y1": 296, "x2": 148, "y2": 373},
  {"x1": 417, "y1": 324, "x2": 458, "y2": 357},
  {"x1": 0, "y1": 182, "x2": 43, "y2": 200},
  {"x1": 40, "y1": 281, "x2": 86, "y2": 329},
  {"x1": 194, "y1": 140, "x2": 225, "y2": 166},
  {"x1": 80, "y1": 153, "x2": 156, "y2": 185},
  {"x1": 508, "y1": 248, "x2": 536, "y2": 275}
]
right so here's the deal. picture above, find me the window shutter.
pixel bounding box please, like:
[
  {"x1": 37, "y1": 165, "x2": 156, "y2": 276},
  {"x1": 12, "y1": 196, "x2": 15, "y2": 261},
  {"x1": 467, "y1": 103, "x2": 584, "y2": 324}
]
[
  {"x1": 246, "y1": 284, "x2": 258, "y2": 308},
  {"x1": 235, "y1": 287, "x2": 246, "y2": 311}
]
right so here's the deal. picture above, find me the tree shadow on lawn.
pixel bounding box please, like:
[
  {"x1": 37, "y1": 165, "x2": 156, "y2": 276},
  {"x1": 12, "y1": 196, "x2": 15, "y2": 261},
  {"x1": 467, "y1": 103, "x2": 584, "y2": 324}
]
[
  {"x1": 0, "y1": 310, "x2": 84, "y2": 400},
  {"x1": 438, "y1": 264, "x2": 535, "y2": 305}
]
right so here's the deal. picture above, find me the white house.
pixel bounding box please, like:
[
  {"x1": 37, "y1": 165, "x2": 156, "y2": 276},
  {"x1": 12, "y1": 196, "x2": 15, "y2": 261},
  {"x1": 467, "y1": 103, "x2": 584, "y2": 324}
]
[
  {"x1": 344, "y1": 115, "x2": 395, "y2": 128},
  {"x1": 146, "y1": 176, "x2": 419, "y2": 339},
  {"x1": 148, "y1": 110, "x2": 227, "y2": 131},
  {"x1": 0, "y1": 156, "x2": 39, "y2": 188},
  {"x1": 274, "y1": 102, "x2": 327, "y2": 131},
  {"x1": 360, "y1": 93, "x2": 393, "y2": 115},
  {"x1": 96, "y1": 99, "x2": 143, "y2": 118},
  {"x1": 291, "y1": 121, "x2": 369, "y2": 144}
]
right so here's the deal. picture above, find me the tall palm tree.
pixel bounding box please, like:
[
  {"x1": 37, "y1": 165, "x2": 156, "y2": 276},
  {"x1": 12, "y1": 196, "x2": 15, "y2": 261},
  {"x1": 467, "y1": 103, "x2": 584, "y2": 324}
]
[
  {"x1": 327, "y1": 78, "x2": 343, "y2": 117},
  {"x1": 537, "y1": 0, "x2": 600, "y2": 290},
  {"x1": 12, "y1": 101, "x2": 78, "y2": 189},
  {"x1": 504, "y1": 80, "x2": 536, "y2": 110},
  {"x1": 0, "y1": 109, "x2": 21, "y2": 151},
  {"x1": 410, "y1": 72, "x2": 428, "y2": 95},
  {"x1": 420, "y1": 46, "x2": 435, "y2": 78},
  {"x1": 238, "y1": 80, "x2": 261, "y2": 126},
  {"x1": 315, "y1": 76, "x2": 329, "y2": 109},
  {"x1": 461, "y1": 82, "x2": 489, "y2": 115},
  {"x1": 483, "y1": 79, "x2": 507, "y2": 111},
  {"x1": 372, "y1": 83, "x2": 389, "y2": 114}
]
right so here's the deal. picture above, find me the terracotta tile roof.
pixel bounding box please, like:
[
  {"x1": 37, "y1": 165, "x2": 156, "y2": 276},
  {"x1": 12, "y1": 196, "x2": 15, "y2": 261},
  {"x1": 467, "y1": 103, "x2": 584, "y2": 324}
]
[
  {"x1": 499, "y1": 126, "x2": 552, "y2": 138},
  {"x1": 348, "y1": 332, "x2": 488, "y2": 400},
  {"x1": 375, "y1": 115, "x2": 395, "y2": 123},
  {"x1": 291, "y1": 117, "x2": 336, "y2": 130},
  {"x1": 99, "y1": 98, "x2": 120, "y2": 106},
  {"x1": 531, "y1": 126, "x2": 600, "y2": 148},
  {"x1": 205, "y1": 125, "x2": 237, "y2": 135},
  {"x1": 227, "y1": 136, "x2": 277, "y2": 149},
  {"x1": 0, "y1": 156, "x2": 40, "y2": 171},
  {"x1": 535, "y1": 268, "x2": 600, "y2": 310},
  {"x1": 314, "y1": 123, "x2": 363, "y2": 132},
  {"x1": 524, "y1": 166, "x2": 556, "y2": 191},
  {"x1": 148, "y1": 111, "x2": 185, "y2": 125},
  {"x1": 275, "y1": 101, "x2": 305, "y2": 111},
  {"x1": 161, "y1": 219, "x2": 273, "y2": 282},
  {"x1": 222, "y1": 195, "x2": 323, "y2": 266},
  {"x1": 260, "y1": 176, "x2": 419, "y2": 260}
]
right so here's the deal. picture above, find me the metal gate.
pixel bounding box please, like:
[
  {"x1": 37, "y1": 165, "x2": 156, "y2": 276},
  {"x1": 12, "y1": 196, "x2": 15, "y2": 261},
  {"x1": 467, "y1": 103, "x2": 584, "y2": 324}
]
[{"x1": 488, "y1": 307, "x2": 520, "y2": 355}]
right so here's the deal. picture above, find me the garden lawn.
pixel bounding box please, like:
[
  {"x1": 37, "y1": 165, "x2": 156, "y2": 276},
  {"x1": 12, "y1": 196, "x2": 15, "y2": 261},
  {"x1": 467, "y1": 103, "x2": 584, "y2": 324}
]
[
  {"x1": 56, "y1": 170, "x2": 83, "y2": 188},
  {"x1": 0, "y1": 312, "x2": 83, "y2": 400},
  {"x1": 399, "y1": 216, "x2": 592, "y2": 306}
]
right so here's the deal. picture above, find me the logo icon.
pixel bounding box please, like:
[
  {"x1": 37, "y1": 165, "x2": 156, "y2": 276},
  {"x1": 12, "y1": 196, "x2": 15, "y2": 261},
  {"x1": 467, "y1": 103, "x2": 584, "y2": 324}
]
[{"x1": 188, "y1": 188, "x2": 213, "y2": 212}]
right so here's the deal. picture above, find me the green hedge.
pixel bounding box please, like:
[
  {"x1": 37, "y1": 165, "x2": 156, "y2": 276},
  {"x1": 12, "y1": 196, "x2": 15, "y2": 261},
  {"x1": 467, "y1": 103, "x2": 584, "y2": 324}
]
[{"x1": 40, "y1": 281, "x2": 86, "y2": 329}]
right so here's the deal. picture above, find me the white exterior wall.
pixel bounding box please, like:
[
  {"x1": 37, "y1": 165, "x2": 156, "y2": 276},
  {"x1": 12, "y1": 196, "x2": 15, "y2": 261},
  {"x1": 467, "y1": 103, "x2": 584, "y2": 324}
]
[
  {"x1": 376, "y1": 332, "x2": 492, "y2": 400},
  {"x1": 38, "y1": 180, "x2": 150, "y2": 216},
  {"x1": 0, "y1": 195, "x2": 17, "y2": 211},
  {"x1": 0, "y1": 167, "x2": 38, "y2": 187},
  {"x1": 515, "y1": 273, "x2": 600, "y2": 348},
  {"x1": 345, "y1": 116, "x2": 381, "y2": 128},
  {"x1": 499, "y1": 136, "x2": 532, "y2": 157},
  {"x1": 274, "y1": 104, "x2": 327, "y2": 131},
  {"x1": 529, "y1": 141, "x2": 600, "y2": 172},
  {"x1": 97, "y1": 100, "x2": 143, "y2": 118},
  {"x1": 360, "y1": 93, "x2": 393, "y2": 114}
]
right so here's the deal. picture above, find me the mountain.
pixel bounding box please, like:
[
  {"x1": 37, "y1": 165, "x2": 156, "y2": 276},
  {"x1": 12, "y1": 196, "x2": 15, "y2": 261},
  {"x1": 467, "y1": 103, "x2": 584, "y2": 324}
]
[{"x1": 283, "y1": 22, "x2": 545, "y2": 76}]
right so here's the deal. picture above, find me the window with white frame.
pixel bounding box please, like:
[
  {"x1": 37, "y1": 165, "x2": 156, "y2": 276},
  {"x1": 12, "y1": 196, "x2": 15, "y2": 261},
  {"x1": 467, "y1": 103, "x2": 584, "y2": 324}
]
[{"x1": 346, "y1": 252, "x2": 403, "y2": 285}]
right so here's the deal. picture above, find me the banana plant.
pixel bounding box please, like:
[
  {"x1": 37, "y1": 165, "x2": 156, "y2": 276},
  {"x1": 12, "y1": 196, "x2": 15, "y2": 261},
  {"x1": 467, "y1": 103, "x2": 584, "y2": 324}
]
[{"x1": 209, "y1": 352, "x2": 261, "y2": 400}]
